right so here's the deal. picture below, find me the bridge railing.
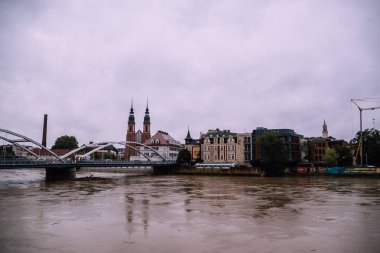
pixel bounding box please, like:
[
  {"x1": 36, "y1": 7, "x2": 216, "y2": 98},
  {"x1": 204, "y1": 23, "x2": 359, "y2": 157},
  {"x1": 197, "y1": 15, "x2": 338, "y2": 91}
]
[
  {"x1": 0, "y1": 157, "x2": 176, "y2": 166},
  {"x1": 0, "y1": 157, "x2": 66, "y2": 165},
  {"x1": 76, "y1": 159, "x2": 175, "y2": 165}
]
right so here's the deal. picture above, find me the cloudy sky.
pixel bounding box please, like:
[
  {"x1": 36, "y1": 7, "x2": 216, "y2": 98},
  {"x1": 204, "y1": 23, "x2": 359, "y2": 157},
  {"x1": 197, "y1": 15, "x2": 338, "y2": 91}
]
[{"x1": 1, "y1": 0, "x2": 380, "y2": 147}]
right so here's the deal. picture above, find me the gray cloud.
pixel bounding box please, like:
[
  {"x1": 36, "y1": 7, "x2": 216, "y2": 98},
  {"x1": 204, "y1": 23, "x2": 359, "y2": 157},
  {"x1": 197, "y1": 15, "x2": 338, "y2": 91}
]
[{"x1": 1, "y1": 0, "x2": 379, "y2": 147}]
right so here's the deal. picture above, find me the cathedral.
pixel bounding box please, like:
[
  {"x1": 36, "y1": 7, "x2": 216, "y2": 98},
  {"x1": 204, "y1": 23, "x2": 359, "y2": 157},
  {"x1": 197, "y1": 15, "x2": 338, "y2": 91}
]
[{"x1": 124, "y1": 101, "x2": 151, "y2": 160}]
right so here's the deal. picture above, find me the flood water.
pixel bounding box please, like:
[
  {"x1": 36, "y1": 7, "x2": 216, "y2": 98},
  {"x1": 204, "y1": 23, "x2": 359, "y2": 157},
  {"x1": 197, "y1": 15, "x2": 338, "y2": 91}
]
[{"x1": 0, "y1": 169, "x2": 379, "y2": 253}]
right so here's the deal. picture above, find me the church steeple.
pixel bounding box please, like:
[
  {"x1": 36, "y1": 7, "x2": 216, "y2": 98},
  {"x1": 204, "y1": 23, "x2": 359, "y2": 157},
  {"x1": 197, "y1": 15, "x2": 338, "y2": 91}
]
[
  {"x1": 142, "y1": 98, "x2": 151, "y2": 143},
  {"x1": 144, "y1": 98, "x2": 150, "y2": 124},
  {"x1": 322, "y1": 119, "x2": 328, "y2": 138},
  {"x1": 128, "y1": 100, "x2": 135, "y2": 124},
  {"x1": 125, "y1": 99, "x2": 137, "y2": 160},
  {"x1": 185, "y1": 126, "x2": 193, "y2": 144}
]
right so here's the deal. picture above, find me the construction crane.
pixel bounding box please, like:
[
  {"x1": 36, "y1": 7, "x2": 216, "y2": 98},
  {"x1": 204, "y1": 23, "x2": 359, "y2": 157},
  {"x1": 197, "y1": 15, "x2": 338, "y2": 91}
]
[{"x1": 351, "y1": 98, "x2": 380, "y2": 166}]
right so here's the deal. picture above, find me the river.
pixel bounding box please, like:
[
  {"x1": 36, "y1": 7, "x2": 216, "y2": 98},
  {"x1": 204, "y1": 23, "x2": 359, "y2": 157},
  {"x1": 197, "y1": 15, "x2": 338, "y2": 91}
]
[{"x1": 0, "y1": 169, "x2": 379, "y2": 253}]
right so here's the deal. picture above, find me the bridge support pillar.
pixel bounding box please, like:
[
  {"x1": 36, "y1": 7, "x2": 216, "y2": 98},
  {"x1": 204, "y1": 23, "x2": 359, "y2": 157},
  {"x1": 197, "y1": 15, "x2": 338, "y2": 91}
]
[{"x1": 45, "y1": 167, "x2": 76, "y2": 181}]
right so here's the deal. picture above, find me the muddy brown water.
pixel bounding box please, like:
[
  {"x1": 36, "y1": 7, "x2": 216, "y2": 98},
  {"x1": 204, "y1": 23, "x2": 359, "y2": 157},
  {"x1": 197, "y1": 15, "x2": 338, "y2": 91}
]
[{"x1": 0, "y1": 169, "x2": 379, "y2": 253}]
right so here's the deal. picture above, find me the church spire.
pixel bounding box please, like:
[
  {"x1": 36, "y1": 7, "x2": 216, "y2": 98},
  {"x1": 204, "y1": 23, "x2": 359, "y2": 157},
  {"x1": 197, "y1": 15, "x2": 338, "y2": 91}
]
[
  {"x1": 142, "y1": 97, "x2": 151, "y2": 143},
  {"x1": 185, "y1": 126, "x2": 192, "y2": 140},
  {"x1": 128, "y1": 98, "x2": 135, "y2": 124},
  {"x1": 185, "y1": 126, "x2": 193, "y2": 145},
  {"x1": 322, "y1": 119, "x2": 328, "y2": 138},
  {"x1": 144, "y1": 97, "x2": 150, "y2": 124}
]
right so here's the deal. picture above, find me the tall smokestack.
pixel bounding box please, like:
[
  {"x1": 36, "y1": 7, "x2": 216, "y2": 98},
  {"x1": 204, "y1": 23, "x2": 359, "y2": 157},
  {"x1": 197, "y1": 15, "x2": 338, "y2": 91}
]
[{"x1": 42, "y1": 114, "x2": 48, "y2": 147}]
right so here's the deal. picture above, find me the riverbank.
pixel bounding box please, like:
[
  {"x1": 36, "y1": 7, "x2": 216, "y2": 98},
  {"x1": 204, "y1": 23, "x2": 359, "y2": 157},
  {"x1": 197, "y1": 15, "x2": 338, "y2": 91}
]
[
  {"x1": 78, "y1": 166, "x2": 153, "y2": 174},
  {"x1": 175, "y1": 166, "x2": 261, "y2": 176}
]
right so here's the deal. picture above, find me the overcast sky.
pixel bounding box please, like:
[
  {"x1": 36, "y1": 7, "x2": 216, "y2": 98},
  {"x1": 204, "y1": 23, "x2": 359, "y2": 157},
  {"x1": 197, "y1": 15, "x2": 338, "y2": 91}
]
[{"x1": 1, "y1": 0, "x2": 380, "y2": 148}]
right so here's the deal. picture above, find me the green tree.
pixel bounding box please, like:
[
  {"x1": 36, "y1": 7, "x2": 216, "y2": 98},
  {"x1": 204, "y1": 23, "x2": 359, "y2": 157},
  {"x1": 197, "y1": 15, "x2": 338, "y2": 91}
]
[
  {"x1": 335, "y1": 145, "x2": 352, "y2": 166},
  {"x1": 301, "y1": 140, "x2": 315, "y2": 162},
  {"x1": 52, "y1": 135, "x2": 79, "y2": 149},
  {"x1": 1, "y1": 145, "x2": 15, "y2": 157},
  {"x1": 324, "y1": 148, "x2": 338, "y2": 166},
  {"x1": 104, "y1": 151, "x2": 116, "y2": 160},
  {"x1": 351, "y1": 128, "x2": 380, "y2": 166},
  {"x1": 259, "y1": 132, "x2": 288, "y2": 176},
  {"x1": 177, "y1": 149, "x2": 192, "y2": 166}
]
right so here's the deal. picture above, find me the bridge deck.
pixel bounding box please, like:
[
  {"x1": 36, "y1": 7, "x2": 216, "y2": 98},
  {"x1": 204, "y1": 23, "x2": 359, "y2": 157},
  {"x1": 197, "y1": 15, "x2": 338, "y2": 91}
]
[{"x1": 0, "y1": 161, "x2": 176, "y2": 169}]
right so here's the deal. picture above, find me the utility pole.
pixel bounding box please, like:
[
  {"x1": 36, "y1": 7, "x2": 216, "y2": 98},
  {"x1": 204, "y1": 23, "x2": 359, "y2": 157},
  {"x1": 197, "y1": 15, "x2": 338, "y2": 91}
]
[{"x1": 351, "y1": 98, "x2": 380, "y2": 166}]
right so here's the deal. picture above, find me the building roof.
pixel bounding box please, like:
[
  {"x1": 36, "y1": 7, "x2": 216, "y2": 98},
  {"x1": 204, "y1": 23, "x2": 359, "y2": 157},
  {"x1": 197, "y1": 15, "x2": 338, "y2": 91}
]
[
  {"x1": 204, "y1": 129, "x2": 237, "y2": 138},
  {"x1": 252, "y1": 127, "x2": 303, "y2": 138},
  {"x1": 323, "y1": 119, "x2": 328, "y2": 131},
  {"x1": 185, "y1": 127, "x2": 192, "y2": 140},
  {"x1": 144, "y1": 100, "x2": 150, "y2": 124},
  {"x1": 31, "y1": 148, "x2": 73, "y2": 156},
  {"x1": 128, "y1": 100, "x2": 135, "y2": 124},
  {"x1": 143, "y1": 130, "x2": 181, "y2": 146}
]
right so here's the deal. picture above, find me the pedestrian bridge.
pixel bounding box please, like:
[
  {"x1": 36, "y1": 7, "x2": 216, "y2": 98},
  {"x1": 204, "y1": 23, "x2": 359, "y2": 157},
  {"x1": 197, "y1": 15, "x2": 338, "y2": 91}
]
[{"x1": 0, "y1": 128, "x2": 177, "y2": 180}]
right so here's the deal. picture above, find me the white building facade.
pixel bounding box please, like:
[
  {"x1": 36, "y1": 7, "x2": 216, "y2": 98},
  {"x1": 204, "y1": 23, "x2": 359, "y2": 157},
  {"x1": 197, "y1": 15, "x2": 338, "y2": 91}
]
[{"x1": 131, "y1": 130, "x2": 183, "y2": 162}]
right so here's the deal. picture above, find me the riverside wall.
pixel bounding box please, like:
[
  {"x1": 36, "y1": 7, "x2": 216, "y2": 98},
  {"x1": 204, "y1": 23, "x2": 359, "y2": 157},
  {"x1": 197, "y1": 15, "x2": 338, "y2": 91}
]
[{"x1": 175, "y1": 166, "x2": 262, "y2": 176}]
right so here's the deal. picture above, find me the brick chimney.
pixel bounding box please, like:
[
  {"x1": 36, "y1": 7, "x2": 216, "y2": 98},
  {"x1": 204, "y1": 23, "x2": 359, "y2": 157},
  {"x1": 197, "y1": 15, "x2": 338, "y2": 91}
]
[{"x1": 42, "y1": 114, "x2": 48, "y2": 147}]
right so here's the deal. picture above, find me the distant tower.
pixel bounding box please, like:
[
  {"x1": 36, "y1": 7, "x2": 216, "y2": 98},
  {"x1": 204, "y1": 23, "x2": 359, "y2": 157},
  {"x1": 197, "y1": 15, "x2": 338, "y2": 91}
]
[
  {"x1": 141, "y1": 99, "x2": 151, "y2": 144},
  {"x1": 42, "y1": 114, "x2": 48, "y2": 147},
  {"x1": 125, "y1": 101, "x2": 136, "y2": 160},
  {"x1": 322, "y1": 119, "x2": 328, "y2": 138},
  {"x1": 185, "y1": 126, "x2": 193, "y2": 144}
]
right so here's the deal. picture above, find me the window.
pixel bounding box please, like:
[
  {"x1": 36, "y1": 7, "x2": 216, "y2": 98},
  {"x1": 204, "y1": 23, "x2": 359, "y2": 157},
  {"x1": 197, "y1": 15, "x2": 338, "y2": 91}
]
[
  {"x1": 214, "y1": 146, "x2": 218, "y2": 151},
  {"x1": 221, "y1": 146, "x2": 224, "y2": 151},
  {"x1": 214, "y1": 154, "x2": 218, "y2": 160},
  {"x1": 220, "y1": 154, "x2": 224, "y2": 160}
]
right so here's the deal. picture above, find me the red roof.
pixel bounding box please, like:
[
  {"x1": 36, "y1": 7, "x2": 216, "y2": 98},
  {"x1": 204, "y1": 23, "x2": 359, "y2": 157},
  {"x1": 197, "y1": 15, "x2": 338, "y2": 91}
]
[{"x1": 31, "y1": 148, "x2": 73, "y2": 156}]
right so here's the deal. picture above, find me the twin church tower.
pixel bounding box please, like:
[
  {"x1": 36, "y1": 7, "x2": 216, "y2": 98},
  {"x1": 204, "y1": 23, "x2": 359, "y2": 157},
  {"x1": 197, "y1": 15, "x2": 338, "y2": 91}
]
[{"x1": 124, "y1": 100, "x2": 151, "y2": 160}]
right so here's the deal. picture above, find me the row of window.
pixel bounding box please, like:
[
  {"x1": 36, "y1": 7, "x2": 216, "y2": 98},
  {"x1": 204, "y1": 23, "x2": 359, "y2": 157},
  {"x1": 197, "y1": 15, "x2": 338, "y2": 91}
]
[
  {"x1": 143, "y1": 152, "x2": 178, "y2": 158},
  {"x1": 204, "y1": 154, "x2": 236, "y2": 161},
  {"x1": 204, "y1": 137, "x2": 236, "y2": 144},
  {"x1": 314, "y1": 155, "x2": 324, "y2": 161},
  {"x1": 315, "y1": 149, "x2": 325, "y2": 155},
  {"x1": 144, "y1": 146, "x2": 159, "y2": 151},
  {"x1": 204, "y1": 145, "x2": 236, "y2": 151}
]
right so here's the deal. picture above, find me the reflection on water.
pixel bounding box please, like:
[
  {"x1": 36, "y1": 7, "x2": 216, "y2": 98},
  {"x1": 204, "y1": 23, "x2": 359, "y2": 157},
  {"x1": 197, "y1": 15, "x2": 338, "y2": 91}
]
[{"x1": 0, "y1": 169, "x2": 380, "y2": 253}]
